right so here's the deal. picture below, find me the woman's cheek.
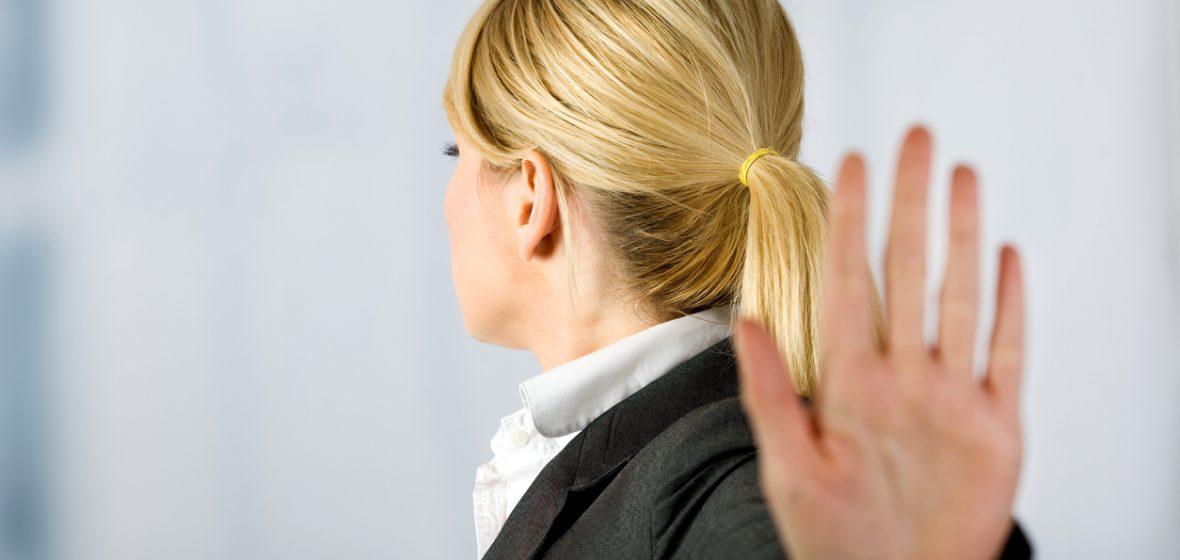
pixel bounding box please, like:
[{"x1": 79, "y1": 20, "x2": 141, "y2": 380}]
[{"x1": 443, "y1": 177, "x2": 457, "y2": 237}]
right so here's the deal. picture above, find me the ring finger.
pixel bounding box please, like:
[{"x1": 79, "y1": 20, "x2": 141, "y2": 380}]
[{"x1": 936, "y1": 165, "x2": 981, "y2": 377}]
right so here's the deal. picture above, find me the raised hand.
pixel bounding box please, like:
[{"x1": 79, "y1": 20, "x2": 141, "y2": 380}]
[{"x1": 735, "y1": 126, "x2": 1026, "y2": 560}]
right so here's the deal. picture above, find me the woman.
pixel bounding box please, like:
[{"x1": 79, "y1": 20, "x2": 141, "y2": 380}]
[{"x1": 442, "y1": 0, "x2": 1031, "y2": 558}]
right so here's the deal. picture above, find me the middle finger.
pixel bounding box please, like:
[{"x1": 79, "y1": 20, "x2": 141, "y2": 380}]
[{"x1": 884, "y1": 126, "x2": 933, "y2": 355}]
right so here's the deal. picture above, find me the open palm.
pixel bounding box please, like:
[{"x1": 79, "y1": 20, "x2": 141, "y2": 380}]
[{"x1": 735, "y1": 126, "x2": 1025, "y2": 560}]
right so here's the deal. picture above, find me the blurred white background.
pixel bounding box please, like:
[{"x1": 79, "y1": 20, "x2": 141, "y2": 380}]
[{"x1": 0, "y1": 0, "x2": 1176, "y2": 559}]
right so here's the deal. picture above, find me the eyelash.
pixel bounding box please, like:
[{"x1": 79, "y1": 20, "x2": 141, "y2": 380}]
[{"x1": 443, "y1": 142, "x2": 459, "y2": 158}]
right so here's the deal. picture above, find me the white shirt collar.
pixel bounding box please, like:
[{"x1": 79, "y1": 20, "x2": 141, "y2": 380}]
[{"x1": 518, "y1": 304, "x2": 734, "y2": 438}]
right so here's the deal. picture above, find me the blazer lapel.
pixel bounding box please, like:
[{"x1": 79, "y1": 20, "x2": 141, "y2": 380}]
[{"x1": 481, "y1": 337, "x2": 740, "y2": 560}]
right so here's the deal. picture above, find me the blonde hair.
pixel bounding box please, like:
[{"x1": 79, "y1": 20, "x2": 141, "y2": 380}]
[{"x1": 443, "y1": 0, "x2": 880, "y2": 396}]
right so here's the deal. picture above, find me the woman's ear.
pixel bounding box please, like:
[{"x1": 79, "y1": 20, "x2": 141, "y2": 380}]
[{"x1": 515, "y1": 149, "x2": 560, "y2": 262}]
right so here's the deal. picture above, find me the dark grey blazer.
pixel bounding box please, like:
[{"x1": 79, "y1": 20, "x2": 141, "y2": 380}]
[{"x1": 481, "y1": 337, "x2": 1032, "y2": 559}]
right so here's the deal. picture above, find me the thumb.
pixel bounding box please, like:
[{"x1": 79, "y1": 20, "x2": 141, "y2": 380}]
[{"x1": 735, "y1": 318, "x2": 815, "y2": 472}]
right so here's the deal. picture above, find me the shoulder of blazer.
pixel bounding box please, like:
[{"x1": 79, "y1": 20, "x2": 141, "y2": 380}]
[{"x1": 627, "y1": 395, "x2": 786, "y2": 559}]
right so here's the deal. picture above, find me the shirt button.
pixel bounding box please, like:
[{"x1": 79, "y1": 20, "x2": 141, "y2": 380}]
[{"x1": 509, "y1": 429, "x2": 530, "y2": 447}]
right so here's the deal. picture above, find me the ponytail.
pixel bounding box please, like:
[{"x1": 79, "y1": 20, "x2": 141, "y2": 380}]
[{"x1": 741, "y1": 155, "x2": 884, "y2": 396}]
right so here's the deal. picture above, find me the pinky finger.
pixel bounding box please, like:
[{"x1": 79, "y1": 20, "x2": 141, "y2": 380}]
[{"x1": 984, "y1": 245, "x2": 1026, "y2": 421}]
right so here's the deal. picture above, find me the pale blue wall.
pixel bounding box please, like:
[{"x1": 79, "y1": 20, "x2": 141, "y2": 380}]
[
  {"x1": 0, "y1": 236, "x2": 51, "y2": 560},
  {"x1": 0, "y1": 0, "x2": 1176, "y2": 558},
  {"x1": 1, "y1": 0, "x2": 50, "y2": 558}
]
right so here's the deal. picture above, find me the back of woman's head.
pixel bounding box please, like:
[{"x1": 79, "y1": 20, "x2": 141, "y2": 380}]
[{"x1": 444, "y1": 0, "x2": 879, "y2": 396}]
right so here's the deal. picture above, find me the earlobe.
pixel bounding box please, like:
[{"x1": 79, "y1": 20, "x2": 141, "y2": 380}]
[{"x1": 517, "y1": 150, "x2": 560, "y2": 262}]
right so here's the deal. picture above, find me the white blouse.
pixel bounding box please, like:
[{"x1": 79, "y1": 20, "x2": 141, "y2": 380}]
[{"x1": 472, "y1": 304, "x2": 735, "y2": 558}]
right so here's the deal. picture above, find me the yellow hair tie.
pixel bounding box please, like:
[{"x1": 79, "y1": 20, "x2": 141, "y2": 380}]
[{"x1": 739, "y1": 148, "x2": 779, "y2": 187}]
